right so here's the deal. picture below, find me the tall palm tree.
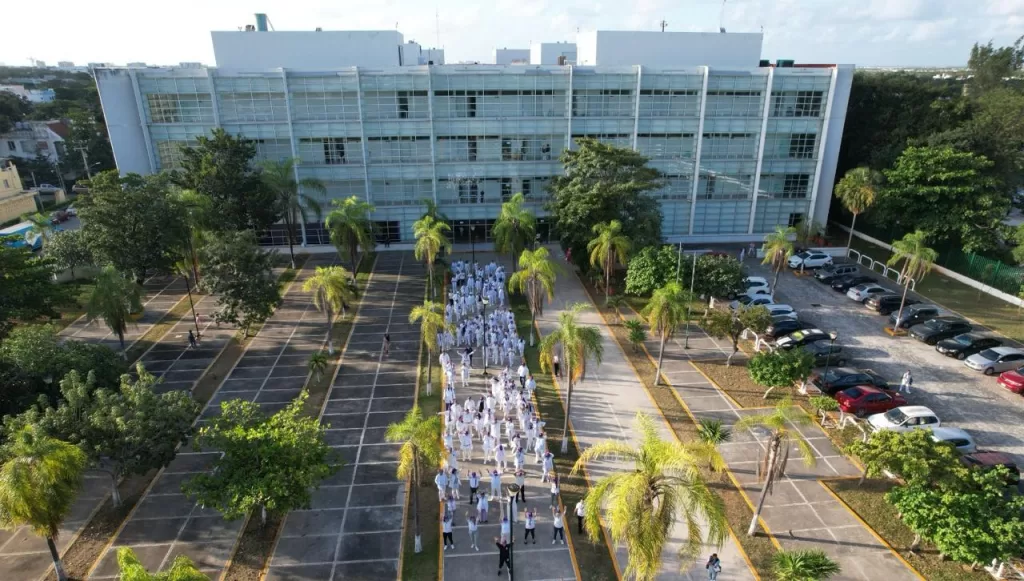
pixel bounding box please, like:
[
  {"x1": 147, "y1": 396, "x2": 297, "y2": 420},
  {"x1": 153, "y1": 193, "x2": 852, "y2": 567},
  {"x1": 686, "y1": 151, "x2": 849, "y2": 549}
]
[
  {"x1": 308, "y1": 351, "x2": 329, "y2": 383},
  {"x1": 413, "y1": 215, "x2": 452, "y2": 299},
  {"x1": 734, "y1": 399, "x2": 816, "y2": 536},
  {"x1": 571, "y1": 413, "x2": 727, "y2": 581},
  {"x1": 303, "y1": 265, "x2": 357, "y2": 355},
  {"x1": 492, "y1": 192, "x2": 537, "y2": 264},
  {"x1": 22, "y1": 212, "x2": 55, "y2": 250},
  {"x1": 771, "y1": 549, "x2": 842, "y2": 580},
  {"x1": 325, "y1": 196, "x2": 375, "y2": 276},
  {"x1": 587, "y1": 220, "x2": 631, "y2": 303},
  {"x1": 697, "y1": 418, "x2": 732, "y2": 472},
  {"x1": 420, "y1": 198, "x2": 448, "y2": 223},
  {"x1": 173, "y1": 188, "x2": 214, "y2": 287},
  {"x1": 258, "y1": 158, "x2": 327, "y2": 269},
  {"x1": 538, "y1": 302, "x2": 603, "y2": 453},
  {"x1": 833, "y1": 167, "x2": 882, "y2": 251},
  {"x1": 0, "y1": 426, "x2": 87, "y2": 581},
  {"x1": 507, "y1": 247, "x2": 558, "y2": 346},
  {"x1": 117, "y1": 547, "x2": 208, "y2": 581},
  {"x1": 762, "y1": 225, "x2": 797, "y2": 293},
  {"x1": 385, "y1": 405, "x2": 443, "y2": 554},
  {"x1": 642, "y1": 281, "x2": 692, "y2": 386},
  {"x1": 410, "y1": 301, "x2": 447, "y2": 396},
  {"x1": 87, "y1": 265, "x2": 144, "y2": 358},
  {"x1": 887, "y1": 230, "x2": 937, "y2": 335}
]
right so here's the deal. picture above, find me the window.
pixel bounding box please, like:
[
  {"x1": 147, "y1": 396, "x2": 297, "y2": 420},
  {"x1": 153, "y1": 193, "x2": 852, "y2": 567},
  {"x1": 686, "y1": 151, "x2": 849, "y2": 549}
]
[
  {"x1": 6, "y1": 141, "x2": 14, "y2": 151},
  {"x1": 788, "y1": 133, "x2": 816, "y2": 159},
  {"x1": 325, "y1": 138, "x2": 345, "y2": 165},
  {"x1": 701, "y1": 133, "x2": 758, "y2": 159},
  {"x1": 572, "y1": 89, "x2": 634, "y2": 117},
  {"x1": 298, "y1": 138, "x2": 361, "y2": 165},
  {"x1": 638, "y1": 89, "x2": 701, "y2": 117},
  {"x1": 788, "y1": 212, "x2": 804, "y2": 227},
  {"x1": 771, "y1": 91, "x2": 824, "y2": 117},
  {"x1": 501, "y1": 178, "x2": 512, "y2": 202},
  {"x1": 146, "y1": 93, "x2": 215, "y2": 123},
  {"x1": 783, "y1": 174, "x2": 810, "y2": 198},
  {"x1": 522, "y1": 179, "x2": 531, "y2": 198}
]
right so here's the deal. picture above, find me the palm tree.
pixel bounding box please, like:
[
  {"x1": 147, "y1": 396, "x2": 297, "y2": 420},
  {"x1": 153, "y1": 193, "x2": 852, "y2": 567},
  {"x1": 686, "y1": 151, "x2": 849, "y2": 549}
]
[
  {"x1": 303, "y1": 265, "x2": 357, "y2": 355},
  {"x1": 420, "y1": 198, "x2": 448, "y2": 223},
  {"x1": 0, "y1": 426, "x2": 88, "y2": 581},
  {"x1": 325, "y1": 196, "x2": 375, "y2": 276},
  {"x1": 642, "y1": 281, "x2": 692, "y2": 386},
  {"x1": 410, "y1": 301, "x2": 447, "y2": 396},
  {"x1": 258, "y1": 158, "x2": 327, "y2": 269},
  {"x1": 117, "y1": 547, "x2": 208, "y2": 581},
  {"x1": 413, "y1": 216, "x2": 452, "y2": 299},
  {"x1": 538, "y1": 302, "x2": 603, "y2": 453},
  {"x1": 507, "y1": 247, "x2": 558, "y2": 346},
  {"x1": 762, "y1": 225, "x2": 797, "y2": 293},
  {"x1": 173, "y1": 188, "x2": 214, "y2": 287},
  {"x1": 22, "y1": 212, "x2": 55, "y2": 250},
  {"x1": 605, "y1": 294, "x2": 627, "y2": 322},
  {"x1": 734, "y1": 399, "x2": 816, "y2": 536},
  {"x1": 571, "y1": 413, "x2": 727, "y2": 581},
  {"x1": 87, "y1": 265, "x2": 144, "y2": 357},
  {"x1": 624, "y1": 319, "x2": 647, "y2": 353},
  {"x1": 385, "y1": 405, "x2": 443, "y2": 554},
  {"x1": 771, "y1": 549, "x2": 842, "y2": 580},
  {"x1": 587, "y1": 220, "x2": 631, "y2": 302},
  {"x1": 697, "y1": 418, "x2": 732, "y2": 472},
  {"x1": 308, "y1": 351, "x2": 329, "y2": 383},
  {"x1": 834, "y1": 167, "x2": 882, "y2": 251},
  {"x1": 492, "y1": 192, "x2": 537, "y2": 263},
  {"x1": 887, "y1": 230, "x2": 937, "y2": 336}
]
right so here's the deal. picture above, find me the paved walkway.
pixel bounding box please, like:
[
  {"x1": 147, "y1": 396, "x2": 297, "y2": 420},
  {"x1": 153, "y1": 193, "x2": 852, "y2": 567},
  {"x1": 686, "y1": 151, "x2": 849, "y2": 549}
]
[{"x1": 265, "y1": 251, "x2": 424, "y2": 581}]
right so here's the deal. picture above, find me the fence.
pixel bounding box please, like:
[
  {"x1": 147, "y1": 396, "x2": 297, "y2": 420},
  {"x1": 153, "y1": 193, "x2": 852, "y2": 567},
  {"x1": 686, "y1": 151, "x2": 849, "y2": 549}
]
[{"x1": 942, "y1": 250, "x2": 1024, "y2": 296}]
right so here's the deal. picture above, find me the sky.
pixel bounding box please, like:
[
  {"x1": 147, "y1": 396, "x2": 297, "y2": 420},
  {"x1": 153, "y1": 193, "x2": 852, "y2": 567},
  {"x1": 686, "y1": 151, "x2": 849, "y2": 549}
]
[{"x1": 3, "y1": 0, "x2": 1024, "y2": 68}]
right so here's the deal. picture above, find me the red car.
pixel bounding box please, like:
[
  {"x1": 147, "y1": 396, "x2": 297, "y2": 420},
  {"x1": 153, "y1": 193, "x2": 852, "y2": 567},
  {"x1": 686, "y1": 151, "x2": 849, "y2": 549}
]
[
  {"x1": 997, "y1": 368, "x2": 1024, "y2": 393},
  {"x1": 834, "y1": 385, "x2": 907, "y2": 417}
]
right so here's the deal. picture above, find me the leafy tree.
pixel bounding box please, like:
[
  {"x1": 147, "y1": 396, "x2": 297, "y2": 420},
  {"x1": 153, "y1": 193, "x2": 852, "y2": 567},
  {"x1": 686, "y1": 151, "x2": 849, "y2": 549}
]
[
  {"x1": 0, "y1": 91, "x2": 31, "y2": 133},
  {"x1": 308, "y1": 351, "x2": 329, "y2": 383},
  {"x1": 62, "y1": 107, "x2": 116, "y2": 178},
  {"x1": 762, "y1": 226, "x2": 796, "y2": 293},
  {"x1": 259, "y1": 158, "x2": 326, "y2": 269},
  {"x1": 492, "y1": 192, "x2": 536, "y2": 263},
  {"x1": 303, "y1": 266, "x2": 357, "y2": 355},
  {"x1": 325, "y1": 196, "x2": 375, "y2": 275},
  {"x1": 0, "y1": 426, "x2": 87, "y2": 581},
  {"x1": 385, "y1": 405, "x2": 443, "y2": 553},
  {"x1": 967, "y1": 36, "x2": 1024, "y2": 94},
  {"x1": 21, "y1": 212, "x2": 56, "y2": 251},
  {"x1": 701, "y1": 305, "x2": 772, "y2": 366},
  {"x1": 78, "y1": 171, "x2": 186, "y2": 282},
  {"x1": 174, "y1": 128, "x2": 281, "y2": 233},
  {"x1": 0, "y1": 243, "x2": 70, "y2": 336},
  {"x1": 507, "y1": 247, "x2": 558, "y2": 346},
  {"x1": 172, "y1": 189, "x2": 215, "y2": 287},
  {"x1": 86, "y1": 266, "x2": 144, "y2": 357},
  {"x1": 13, "y1": 153, "x2": 63, "y2": 188},
  {"x1": 848, "y1": 429, "x2": 960, "y2": 487},
  {"x1": 642, "y1": 281, "x2": 691, "y2": 385},
  {"x1": 538, "y1": 303, "x2": 603, "y2": 453},
  {"x1": 117, "y1": 547, "x2": 208, "y2": 581},
  {"x1": 571, "y1": 413, "x2": 726, "y2": 581},
  {"x1": 771, "y1": 549, "x2": 842, "y2": 581},
  {"x1": 624, "y1": 245, "x2": 678, "y2": 296},
  {"x1": 547, "y1": 139, "x2": 663, "y2": 265},
  {"x1": 199, "y1": 231, "x2": 281, "y2": 337},
  {"x1": 747, "y1": 349, "x2": 814, "y2": 399},
  {"x1": 696, "y1": 418, "x2": 731, "y2": 472},
  {"x1": 624, "y1": 319, "x2": 647, "y2": 353},
  {"x1": 886, "y1": 230, "x2": 937, "y2": 332},
  {"x1": 833, "y1": 167, "x2": 882, "y2": 250},
  {"x1": 410, "y1": 301, "x2": 447, "y2": 396},
  {"x1": 45, "y1": 229, "x2": 93, "y2": 279},
  {"x1": 735, "y1": 399, "x2": 816, "y2": 536},
  {"x1": 412, "y1": 215, "x2": 451, "y2": 299},
  {"x1": 587, "y1": 220, "x2": 631, "y2": 301},
  {"x1": 183, "y1": 393, "x2": 337, "y2": 526},
  {"x1": 693, "y1": 254, "x2": 746, "y2": 300},
  {"x1": 419, "y1": 198, "x2": 448, "y2": 223}
]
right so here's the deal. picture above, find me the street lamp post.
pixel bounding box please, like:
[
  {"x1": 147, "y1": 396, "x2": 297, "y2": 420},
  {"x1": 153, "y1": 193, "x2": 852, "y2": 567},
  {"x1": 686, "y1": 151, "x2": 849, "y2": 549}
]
[
  {"x1": 683, "y1": 249, "x2": 697, "y2": 349},
  {"x1": 470, "y1": 225, "x2": 477, "y2": 265},
  {"x1": 506, "y1": 483, "x2": 520, "y2": 579},
  {"x1": 482, "y1": 297, "x2": 491, "y2": 377},
  {"x1": 820, "y1": 331, "x2": 839, "y2": 387}
]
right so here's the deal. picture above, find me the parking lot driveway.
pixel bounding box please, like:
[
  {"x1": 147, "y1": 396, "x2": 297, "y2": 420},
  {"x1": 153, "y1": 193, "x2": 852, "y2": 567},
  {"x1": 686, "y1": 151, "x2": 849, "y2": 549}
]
[{"x1": 757, "y1": 261, "x2": 1024, "y2": 465}]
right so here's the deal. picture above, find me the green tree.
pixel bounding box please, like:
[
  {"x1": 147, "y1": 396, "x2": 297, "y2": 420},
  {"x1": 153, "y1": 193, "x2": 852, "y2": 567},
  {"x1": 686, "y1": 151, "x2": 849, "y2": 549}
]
[
  {"x1": 385, "y1": 405, "x2": 443, "y2": 554},
  {"x1": 45, "y1": 229, "x2": 93, "y2": 279},
  {"x1": 833, "y1": 167, "x2": 882, "y2": 250},
  {"x1": 624, "y1": 319, "x2": 647, "y2": 353},
  {"x1": 117, "y1": 547, "x2": 209, "y2": 581},
  {"x1": 967, "y1": 36, "x2": 1024, "y2": 94},
  {"x1": 538, "y1": 303, "x2": 603, "y2": 453},
  {"x1": 172, "y1": 188, "x2": 215, "y2": 287},
  {"x1": 0, "y1": 91, "x2": 31, "y2": 133},
  {"x1": 308, "y1": 351, "x2": 329, "y2": 383},
  {"x1": 587, "y1": 220, "x2": 631, "y2": 302},
  {"x1": 325, "y1": 196, "x2": 375, "y2": 276},
  {"x1": 761, "y1": 226, "x2": 796, "y2": 293},
  {"x1": 21, "y1": 212, "x2": 56, "y2": 251},
  {"x1": 199, "y1": 231, "x2": 281, "y2": 337},
  {"x1": 183, "y1": 393, "x2": 337, "y2": 526},
  {"x1": 701, "y1": 306, "x2": 772, "y2": 366},
  {"x1": 886, "y1": 230, "x2": 937, "y2": 333},
  {"x1": 848, "y1": 429, "x2": 960, "y2": 487},
  {"x1": 419, "y1": 198, "x2": 448, "y2": 223},
  {"x1": 547, "y1": 139, "x2": 663, "y2": 265},
  {"x1": 303, "y1": 266, "x2": 357, "y2": 355},
  {"x1": 0, "y1": 426, "x2": 87, "y2": 581},
  {"x1": 696, "y1": 418, "x2": 731, "y2": 472},
  {"x1": 642, "y1": 281, "x2": 691, "y2": 386},
  {"x1": 412, "y1": 215, "x2": 451, "y2": 299},
  {"x1": 624, "y1": 245, "x2": 678, "y2": 296},
  {"x1": 771, "y1": 549, "x2": 842, "y2": 581},
  {"x1": 0, "y1": 244, "x2": 70, "y2": 337},
  {"x1": 507, "y1": 247, "x2": 558, "y2": 346},
  {"x1": 259, "y1": 158, "x2": 326, "y2": 269},
  {"x1": 747, "y1": 349, "x2": 815, "y2": 399},
  {"x1": 735, "y1": 399, "x2": 816, "y2": 536},
  {"x1": 0, "y1": 324, "x2": 126, "y2": 394},
  {"x1": 409, "y1": 301, "x2": 447, "y2": 396},
  {"x1": 492, "y1": 192, "x2": 536, "y2": 263},
  {"x1": 571, "y1": 413, "x2": 727, "y2": 581},
  {"x1": 692, "y1": 254, "x2": 746, "y2": 300},
  {"x1": 86, "y1": 266, "x2": 144, "y2": 357}
]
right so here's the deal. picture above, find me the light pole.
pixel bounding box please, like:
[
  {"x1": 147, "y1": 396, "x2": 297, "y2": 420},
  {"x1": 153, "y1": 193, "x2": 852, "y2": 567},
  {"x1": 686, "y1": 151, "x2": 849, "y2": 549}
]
[
  {"x1": 821, "y1": 330, "x2": 839, "y2": 384},
  {"x1": 470, "y1": 225, "x2": 477, "y2": 265},
  {"x1": 482, "y1": 297, "x2": 491, "y2": 377},
  {"x1": 683, "y1": 250, "x2": 697, "y2": 349},
  {"x1": 506, "y1": 483, "x2": 520, "y2": 579}
]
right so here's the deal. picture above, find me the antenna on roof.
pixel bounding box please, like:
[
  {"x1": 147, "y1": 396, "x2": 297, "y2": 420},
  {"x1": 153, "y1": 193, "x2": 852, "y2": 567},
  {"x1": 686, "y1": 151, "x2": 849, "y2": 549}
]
[
  {"x1": 436, "y1": 8, "x2": 441, "y2": 47},
  {"x1": 719, "y1": 0, "x2": 727, "y2": 32},
  {"x1": 659, "y1": 19, "x2": 668, "y2": 32}
]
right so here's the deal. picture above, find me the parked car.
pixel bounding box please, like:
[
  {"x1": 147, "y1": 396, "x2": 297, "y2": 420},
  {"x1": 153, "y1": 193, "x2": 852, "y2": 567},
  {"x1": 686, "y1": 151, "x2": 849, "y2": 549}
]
[
  {"x1": 802, "y1": 342, "x2": 846, "y2": 367},
  {"x1": 835, "y1": 385, "x2": 906, "y2": 417},
  {"x1": 730, "y1": 294, "x2": 775, "y2": 309},
  {"x1": 960, "y1": 451, "x2": 1021, "y2": 485},
  {"x1": 964, "y1": 347, "x2": 1024, "y2": 375},
  {"x1": 65, "y1": 205, "x2": 77, "y2": 217},
  {"x1": 864, "y1": 294, "x2": 918, "y2": 315},
  {"x1": 997, "y1": 368, "x2": 1024, "y2": 394},
  {"x1": 867, "y1": 406, "x2": 940, "y2": 432},
  {"x1": 770, "y1": 311, "x2": 799, "y2": 323},
  {"x1": 811, "y1": 367, "x2": 890, "y2": 395},
  {"x1": 888, "y1": 304, "x2": 939, "y2": 329},
  {"x1": 846, "y1": 283, "x2": 889, "y2": 303},
  {"x1": 765, "y1": 319, "x2": 810, "y2": 340},
  {"x1": 936, "y1": 333, "x2": 1002, "y2": 360},
  {"x1": 742, "y1": 276, "x2": 770, "y2": 295},
  {"x1": 829, "y1": 274, "x2": 875, "y2": 292},
  {"x1": 49, "y1": 210, "x2": 69, "y2": 225},
  {"x1": 908, "y1": 317, "x2": 973, "y2": 345},
  {"x1": 775, "y1": 328, "x2": 829, "y2": 350},
  {"x1": 814, "y1": 263, "x2": 859, "y2": 284},
  {"x1": 765, "y1": 304, "x2": 796, "y2": 318},
  {"x1": 788, "y1": 251, "x2": 833, "y2": 270},
  {"x1": 928, "y1": 427, "x2": 977, "y2": 454}
]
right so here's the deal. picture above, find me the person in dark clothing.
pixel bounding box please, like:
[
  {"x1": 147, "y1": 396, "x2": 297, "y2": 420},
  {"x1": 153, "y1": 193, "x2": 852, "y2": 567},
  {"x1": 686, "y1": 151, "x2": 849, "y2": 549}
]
[
  {"x1": 187, "y1": 330, "x2": 197, "y2": 349},
  {"x1": 383, "y1": 332, "x2": 391, "y2": 356},
  {"x1": 495, "y1": 537, "x2": 512, "y2": 575}
]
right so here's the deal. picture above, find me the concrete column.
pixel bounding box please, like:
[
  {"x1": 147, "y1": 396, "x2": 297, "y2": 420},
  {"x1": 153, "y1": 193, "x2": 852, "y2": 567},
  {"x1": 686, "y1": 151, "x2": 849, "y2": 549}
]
[
  {"x1": 355, "y1": 67, "x2": 372, "y2": 205},
  {"x1": 807, "y1": 67, "x2": 839, "y2": 228},
  {"x1": 280, "y1": 68, "x2": 306, "y2": 246},
  {"x1": 687, "y1": 66, "x2": 710, "y2": 236},
  {"x1": 747, "y1": 67, "x2": 774, "y2": 234},
  {"x1": 631, "y1": 65, "x2": 642, "y2": 151},
  {"x1": 127, "y1": 69, "x2": 157, "y2": 173}
]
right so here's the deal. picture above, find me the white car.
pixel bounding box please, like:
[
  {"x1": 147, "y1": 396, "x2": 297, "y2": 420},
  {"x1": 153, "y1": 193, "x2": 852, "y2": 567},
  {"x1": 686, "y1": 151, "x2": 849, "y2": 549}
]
[
  {"x1": 928, "y1": 427, "x2": 977, "y2": 454},
  {"x1": 867, "y1": 406, "x2": 940, "y2": 432},
  {"x1": 765, "y1": 304, "x2": 796, "y2": 318},
  {"x1": 771, "y1": 312, "x2": 799, "y2": 323},
  {"x1": 846, "y1": 283, "x2": 889, "y2": 303},
  {"x1": 788, "y1": 251, "x2": 833, "y2": 270},
  {"x1": 744, "y1": 276, "x2": 770, "y2": 295},
  {"x1": 964, "y1": 347, "x2": 1024, "y2": 375},
  {"x1": 729, "y1": 294, "x2": 775, "y2": 310}
]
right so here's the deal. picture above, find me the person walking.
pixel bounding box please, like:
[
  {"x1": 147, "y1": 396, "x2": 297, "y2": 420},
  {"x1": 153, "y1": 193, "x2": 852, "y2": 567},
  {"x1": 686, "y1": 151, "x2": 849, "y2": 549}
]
[
  {"x1": 706, "y1": 553, "x2": 722, "y2": 580},
  {"x1": 552, "y1": 353, "x2": 561, "y2": 378},
  {"x1": 541, "y1": 451, "x2": 554, "y2": 482},
  {"x1": 575, "y1": 499, "x2": 585, "y2": 534},
  {"x1": 514, "y1": 470, "x2": 526, "y2": 503},
  {"x1": 477, "y1": 492, "x2": 490, "y2": 523},
  {"x1": 496, "y1": 537, "x2": 512, "y2": 576},
  {"x1": 383, "y1": 331, "x2": 391, "y2": 356},
  {"x1": 445, "y1": 494, "x2": 458, "y2": 524},
  {"x1": 524, "y1": 507, "x2": 537, "y2": 543},
  {"x1": 434, "y1": 468, "x2": 447, "y2": 502},
  {"x1": 187, "y1": 329, "x2": 197, "y2": 349},
  {"x1": 517, "y1": 362, "x2": 528, "y2": 388},
  {"x1": 551, "y1": 506, "x2": 566, "y2": 545},
  {"x1": 448, "y1": 468, "x2": 461, "y2": 500},
  {"x1": 466, "y1": 514, "x2": 480, "y2": 551},
  {"x1": 468, "y1": 471, "x2": 480, "y2": 505},
  {"x1": 500, "y1": 516, "x2": 511, "y2": 543},
  {"x1": 900, "y1": 369, "x2": 913, "y2": 394},
  {"x1": 461, "y1": 362, "x2": 470, "y2": 388},
  {"x1": 549, "y1": 475, "x2": 560, "y2": 508},
  {"x1": 490, "y1": 469, "x2": 502, "y2": 497},
  {"x1": 442, "y1": 514, "x2": 455, "y2": 550}
]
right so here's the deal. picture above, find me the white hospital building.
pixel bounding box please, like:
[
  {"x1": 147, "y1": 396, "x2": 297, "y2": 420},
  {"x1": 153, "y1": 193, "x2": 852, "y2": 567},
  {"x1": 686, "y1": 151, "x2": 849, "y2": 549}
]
[{"x1": 93, "y1": 16, "x2": 853, "y2": 246}]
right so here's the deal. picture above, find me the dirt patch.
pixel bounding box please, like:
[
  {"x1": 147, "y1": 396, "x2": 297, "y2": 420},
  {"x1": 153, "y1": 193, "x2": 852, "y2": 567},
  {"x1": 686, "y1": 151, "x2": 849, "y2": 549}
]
[{"x1": 693, "y1": 361, "x2": 807, "y2": 410}]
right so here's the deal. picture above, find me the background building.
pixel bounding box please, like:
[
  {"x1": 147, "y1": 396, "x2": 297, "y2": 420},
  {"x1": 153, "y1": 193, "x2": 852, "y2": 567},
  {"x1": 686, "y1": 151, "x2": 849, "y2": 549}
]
[
  {"x1": 1, "y1": 121, "x2": 67, "y2": 164},
  {"x1": 0, "y1": 159, "x2": 39, "y2": 224},
  {"x1": 93, "y1": 16, "x2": 853, "y2": 245},
  {"x1": 0, "y1": 84, "x2": 56, "y2": 103}
]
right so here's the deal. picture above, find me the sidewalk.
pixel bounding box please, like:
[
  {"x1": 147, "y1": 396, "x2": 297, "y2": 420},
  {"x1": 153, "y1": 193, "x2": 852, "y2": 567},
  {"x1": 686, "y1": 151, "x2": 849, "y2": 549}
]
[{"x1": 539, "y1": 253, "x2": 755, "y2": 581}]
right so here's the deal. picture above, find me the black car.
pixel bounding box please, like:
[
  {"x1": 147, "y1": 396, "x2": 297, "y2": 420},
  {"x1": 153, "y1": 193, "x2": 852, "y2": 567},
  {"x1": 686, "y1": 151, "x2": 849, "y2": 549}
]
[
  {"x1": 889, "y1": 304, "x2": 939, "y2": 329},
  {"x1": 830, "y1": 274, "x2": 876, "y2": 292},
  {"x1": 935, "y1": 333, "x2": 1002, "y2": 360},
  {"x1": 810, "y1": 367, "x2": 889, "y2": 396},
  {"x1": 814, "y1": 263, "x2": 859, "y2": 284},
  {"x1": 802, "y1": 342, "x2": 846, "y2": 367},
  {"x1": 864, "y1": 294, "x2": 919, "y2": 315},
  {"x1": 908, "y1": 317, "x2": 973, "y2": 345},
  {"x1": 764, "y1": 319, "x2": 810, "y2": 340}
]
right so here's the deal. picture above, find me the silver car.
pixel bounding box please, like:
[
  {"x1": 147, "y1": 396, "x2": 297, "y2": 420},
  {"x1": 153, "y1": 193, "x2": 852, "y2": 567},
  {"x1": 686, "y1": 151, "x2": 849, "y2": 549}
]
[{"x1": 964, "y1": 347, "x2": 1024, "y2": 375}]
